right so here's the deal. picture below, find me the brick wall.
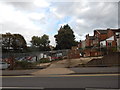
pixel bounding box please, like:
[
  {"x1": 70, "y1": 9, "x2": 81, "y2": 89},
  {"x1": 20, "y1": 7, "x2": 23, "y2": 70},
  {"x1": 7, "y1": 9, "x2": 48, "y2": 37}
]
[
  {"x1": 68, "y1": 50, "x2": 80, "y2": 59},
  {"x1": 84, "y1": 49, "x2": 101, "y2": 57},
  {"x1": 100, "y1": 34, "x2": 107, "y2": 41},
  {"x1": 107, "y1": 30, "x2": 114, "y2": 38},
  {"x1": 94, "y1": 31, "x2": 101, "y2": 46},
  {"x1": 85, "y1": 39, "x2": 93, "y2": 47}
]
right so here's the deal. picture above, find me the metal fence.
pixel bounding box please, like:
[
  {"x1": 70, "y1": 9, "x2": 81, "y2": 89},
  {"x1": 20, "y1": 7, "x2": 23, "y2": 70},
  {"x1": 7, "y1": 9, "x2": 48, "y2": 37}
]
[{"x1": 2, "y1": 49, "x2": 69, "y2": 60}]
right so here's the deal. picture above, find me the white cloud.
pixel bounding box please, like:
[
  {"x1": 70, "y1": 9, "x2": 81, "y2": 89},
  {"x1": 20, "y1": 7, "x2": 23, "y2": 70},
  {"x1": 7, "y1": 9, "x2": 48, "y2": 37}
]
[
  {"x1": 0, "y1": 3, "x2": 44, "y2": 44},
  {"x1": 50, "y1": 7, "x2": 64, "y2": 19},
  {"x1": 76, "y1": 19, "x2": 85, "y2": 24},
  {"x1": 49, "y1": 35, "x2": 56, "y2": 46},
  {"x1": 28, "y1": 13, "x2": 45, "y2": 21},
  {"x1": 33, "y1": 0, "x2": 50, "y2": 8}
]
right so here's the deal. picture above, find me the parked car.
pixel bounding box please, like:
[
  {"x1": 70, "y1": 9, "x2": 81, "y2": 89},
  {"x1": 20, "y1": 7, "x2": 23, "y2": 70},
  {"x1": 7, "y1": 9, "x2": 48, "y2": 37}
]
[
  {"x1": 0, "y1": 61, "x2": 10, "y2": 70},
  {"x1": 51, "y1": 57, "x2": 59, "y2": 60}
]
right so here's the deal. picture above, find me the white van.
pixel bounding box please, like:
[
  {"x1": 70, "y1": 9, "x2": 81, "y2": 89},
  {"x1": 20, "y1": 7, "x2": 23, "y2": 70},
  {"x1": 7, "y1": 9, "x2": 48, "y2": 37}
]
[{"x1": 0, "y1": 62, "x2": 10, "y2": 70}]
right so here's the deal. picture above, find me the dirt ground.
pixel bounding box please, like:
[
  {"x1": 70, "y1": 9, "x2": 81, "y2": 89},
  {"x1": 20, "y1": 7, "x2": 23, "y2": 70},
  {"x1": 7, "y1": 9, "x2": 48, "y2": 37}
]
[{"x1": 49, "y1": 56, "x2": 103, "y2": 68}]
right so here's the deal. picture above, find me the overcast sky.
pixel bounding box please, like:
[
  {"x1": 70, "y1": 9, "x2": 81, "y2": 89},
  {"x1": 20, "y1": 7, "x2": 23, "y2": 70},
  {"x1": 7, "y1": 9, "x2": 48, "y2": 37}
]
[{"x1": 0, "y1": 0, "x2": 118, "y2": 46}]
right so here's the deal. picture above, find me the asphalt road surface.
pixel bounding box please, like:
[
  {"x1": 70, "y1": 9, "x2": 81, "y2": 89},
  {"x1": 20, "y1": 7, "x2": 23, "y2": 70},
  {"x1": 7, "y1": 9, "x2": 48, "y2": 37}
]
[{"x1": 2, "y1": 73, "x2": 119, "y2": 89}]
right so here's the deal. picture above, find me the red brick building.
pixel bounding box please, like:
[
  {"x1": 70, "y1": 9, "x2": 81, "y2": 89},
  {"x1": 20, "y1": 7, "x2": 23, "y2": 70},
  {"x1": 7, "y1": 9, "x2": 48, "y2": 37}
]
[
  {"x1": 100, "y1": 29, "x2": 120, "y2": 48},
  {"x1": 107, "y1": 29, "x2": 120, "y2": 47},
  {"x1": 85, "y1": 34, "x2": 95, "y2": 47},
  {"x1": 93, "y1": 30, "x2": 108, "y2": 47},
  {"x1": 78, "y1": 28, "x2": 120, "y2": 57}
]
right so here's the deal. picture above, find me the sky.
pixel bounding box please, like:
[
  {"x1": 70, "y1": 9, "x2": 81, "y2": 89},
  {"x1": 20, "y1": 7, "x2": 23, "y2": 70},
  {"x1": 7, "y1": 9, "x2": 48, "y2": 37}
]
[{"x1": 0, "y1": 0, "x2": 119, "y2": 46}]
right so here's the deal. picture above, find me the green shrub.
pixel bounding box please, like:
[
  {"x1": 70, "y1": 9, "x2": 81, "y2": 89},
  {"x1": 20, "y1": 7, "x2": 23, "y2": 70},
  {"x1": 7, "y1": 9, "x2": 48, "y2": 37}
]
[
  {"x1": 111, "y1": 47, "x2": 117, "y2": 52},
  {"x1": 15, "y1": 60, "x2": 34, "y2": 69},
  {"x1": 38, "y1": 58, "x2": 50, "y2": 63}
]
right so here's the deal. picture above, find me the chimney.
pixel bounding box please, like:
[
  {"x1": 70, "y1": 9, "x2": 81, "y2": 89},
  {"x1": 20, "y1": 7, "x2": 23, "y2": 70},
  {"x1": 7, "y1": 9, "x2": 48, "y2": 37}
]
[{"x1": 86, "y1": 34, "x2": 89, "y2": 39}]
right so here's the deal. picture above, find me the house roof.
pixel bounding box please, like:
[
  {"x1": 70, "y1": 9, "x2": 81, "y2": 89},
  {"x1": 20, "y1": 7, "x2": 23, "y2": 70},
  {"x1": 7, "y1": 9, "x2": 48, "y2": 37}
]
[
  {"x1": 89, "y1": 36, "x2": 95, "y2": 40},
  {"x1": 111, "y1": 29, "x2": 120, "y2": 32},
  {"x1": 95, "y1": 28, "x2": 120, "y2": 34},
  {"x1": 95, "y1": 30, "x2": 108, "y2": 34}
]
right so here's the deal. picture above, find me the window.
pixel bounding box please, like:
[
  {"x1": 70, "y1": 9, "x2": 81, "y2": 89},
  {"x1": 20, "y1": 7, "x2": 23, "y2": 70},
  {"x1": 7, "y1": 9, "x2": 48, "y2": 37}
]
[
  {"x1": 108, "y1": 42, "x2": 112, "y2": 47},
  {"x1": 116, "y1": 34, "x2": 120, "y2": 38},
  {"x1": 100, "y1": 43, "x2": 103, "y2": 46}
]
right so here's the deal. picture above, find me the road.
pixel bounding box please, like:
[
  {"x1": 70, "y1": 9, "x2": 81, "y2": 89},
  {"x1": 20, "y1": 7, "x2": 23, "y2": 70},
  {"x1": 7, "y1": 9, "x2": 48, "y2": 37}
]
[{"x1": 2, "y1": 73, "x2": 119, "y2": 89}]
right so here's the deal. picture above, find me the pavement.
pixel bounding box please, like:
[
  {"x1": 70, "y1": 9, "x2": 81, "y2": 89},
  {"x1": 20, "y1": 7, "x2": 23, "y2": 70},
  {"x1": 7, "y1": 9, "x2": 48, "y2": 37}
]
[
  {"x1": 69, "y1": 67, "x2": 119, "y2": 74},
  {"x1": 1, "y1": 69, "x2": 39, "y2": 76},
  {"x1": 1, "y1": 66, "x2": 119, "y2": 76}
]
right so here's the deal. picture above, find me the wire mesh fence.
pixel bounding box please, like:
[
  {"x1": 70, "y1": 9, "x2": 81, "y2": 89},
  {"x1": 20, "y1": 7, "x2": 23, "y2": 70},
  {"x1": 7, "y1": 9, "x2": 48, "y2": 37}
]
[{"x1": 2, "y1": 49, "x2": 70, "y2": 61}]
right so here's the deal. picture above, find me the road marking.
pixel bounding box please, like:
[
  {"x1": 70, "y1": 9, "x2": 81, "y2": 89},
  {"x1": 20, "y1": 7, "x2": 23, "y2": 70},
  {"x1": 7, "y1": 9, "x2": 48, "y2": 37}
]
[{"x1": 1, "y1": 73, "x2": 120, "y2": 78}]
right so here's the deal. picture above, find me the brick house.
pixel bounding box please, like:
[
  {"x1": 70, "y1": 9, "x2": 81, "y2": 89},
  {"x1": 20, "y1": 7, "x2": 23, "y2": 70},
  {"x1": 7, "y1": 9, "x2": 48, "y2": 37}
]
[
  {"x1": 85, "y1": 30, "x2": 108, "y2": 48},
  {"x1": 107, "y1": 29, "x2": 120, "y2": 48},
  {"x1": 79, "y1": 28, "x2": 120, "y2": 57},
  {"x1": 100, "y1": 36, "x2": 115, "y2": 48},
  {"x1": 93, "y1": 30, "x2": 108, "y2": 47},
  {"x1": 82, "y1": 30, "x2": 107, "y2": 57},
  {"x1": 106, "y1": 36, "x2": 116, "y2": 47},
  {"x1": 100, "y1": 29, "x2": 120, "y2": 49},
  {"x1": 85, "y1": 34, "x2": 95, "y2": 47}
]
